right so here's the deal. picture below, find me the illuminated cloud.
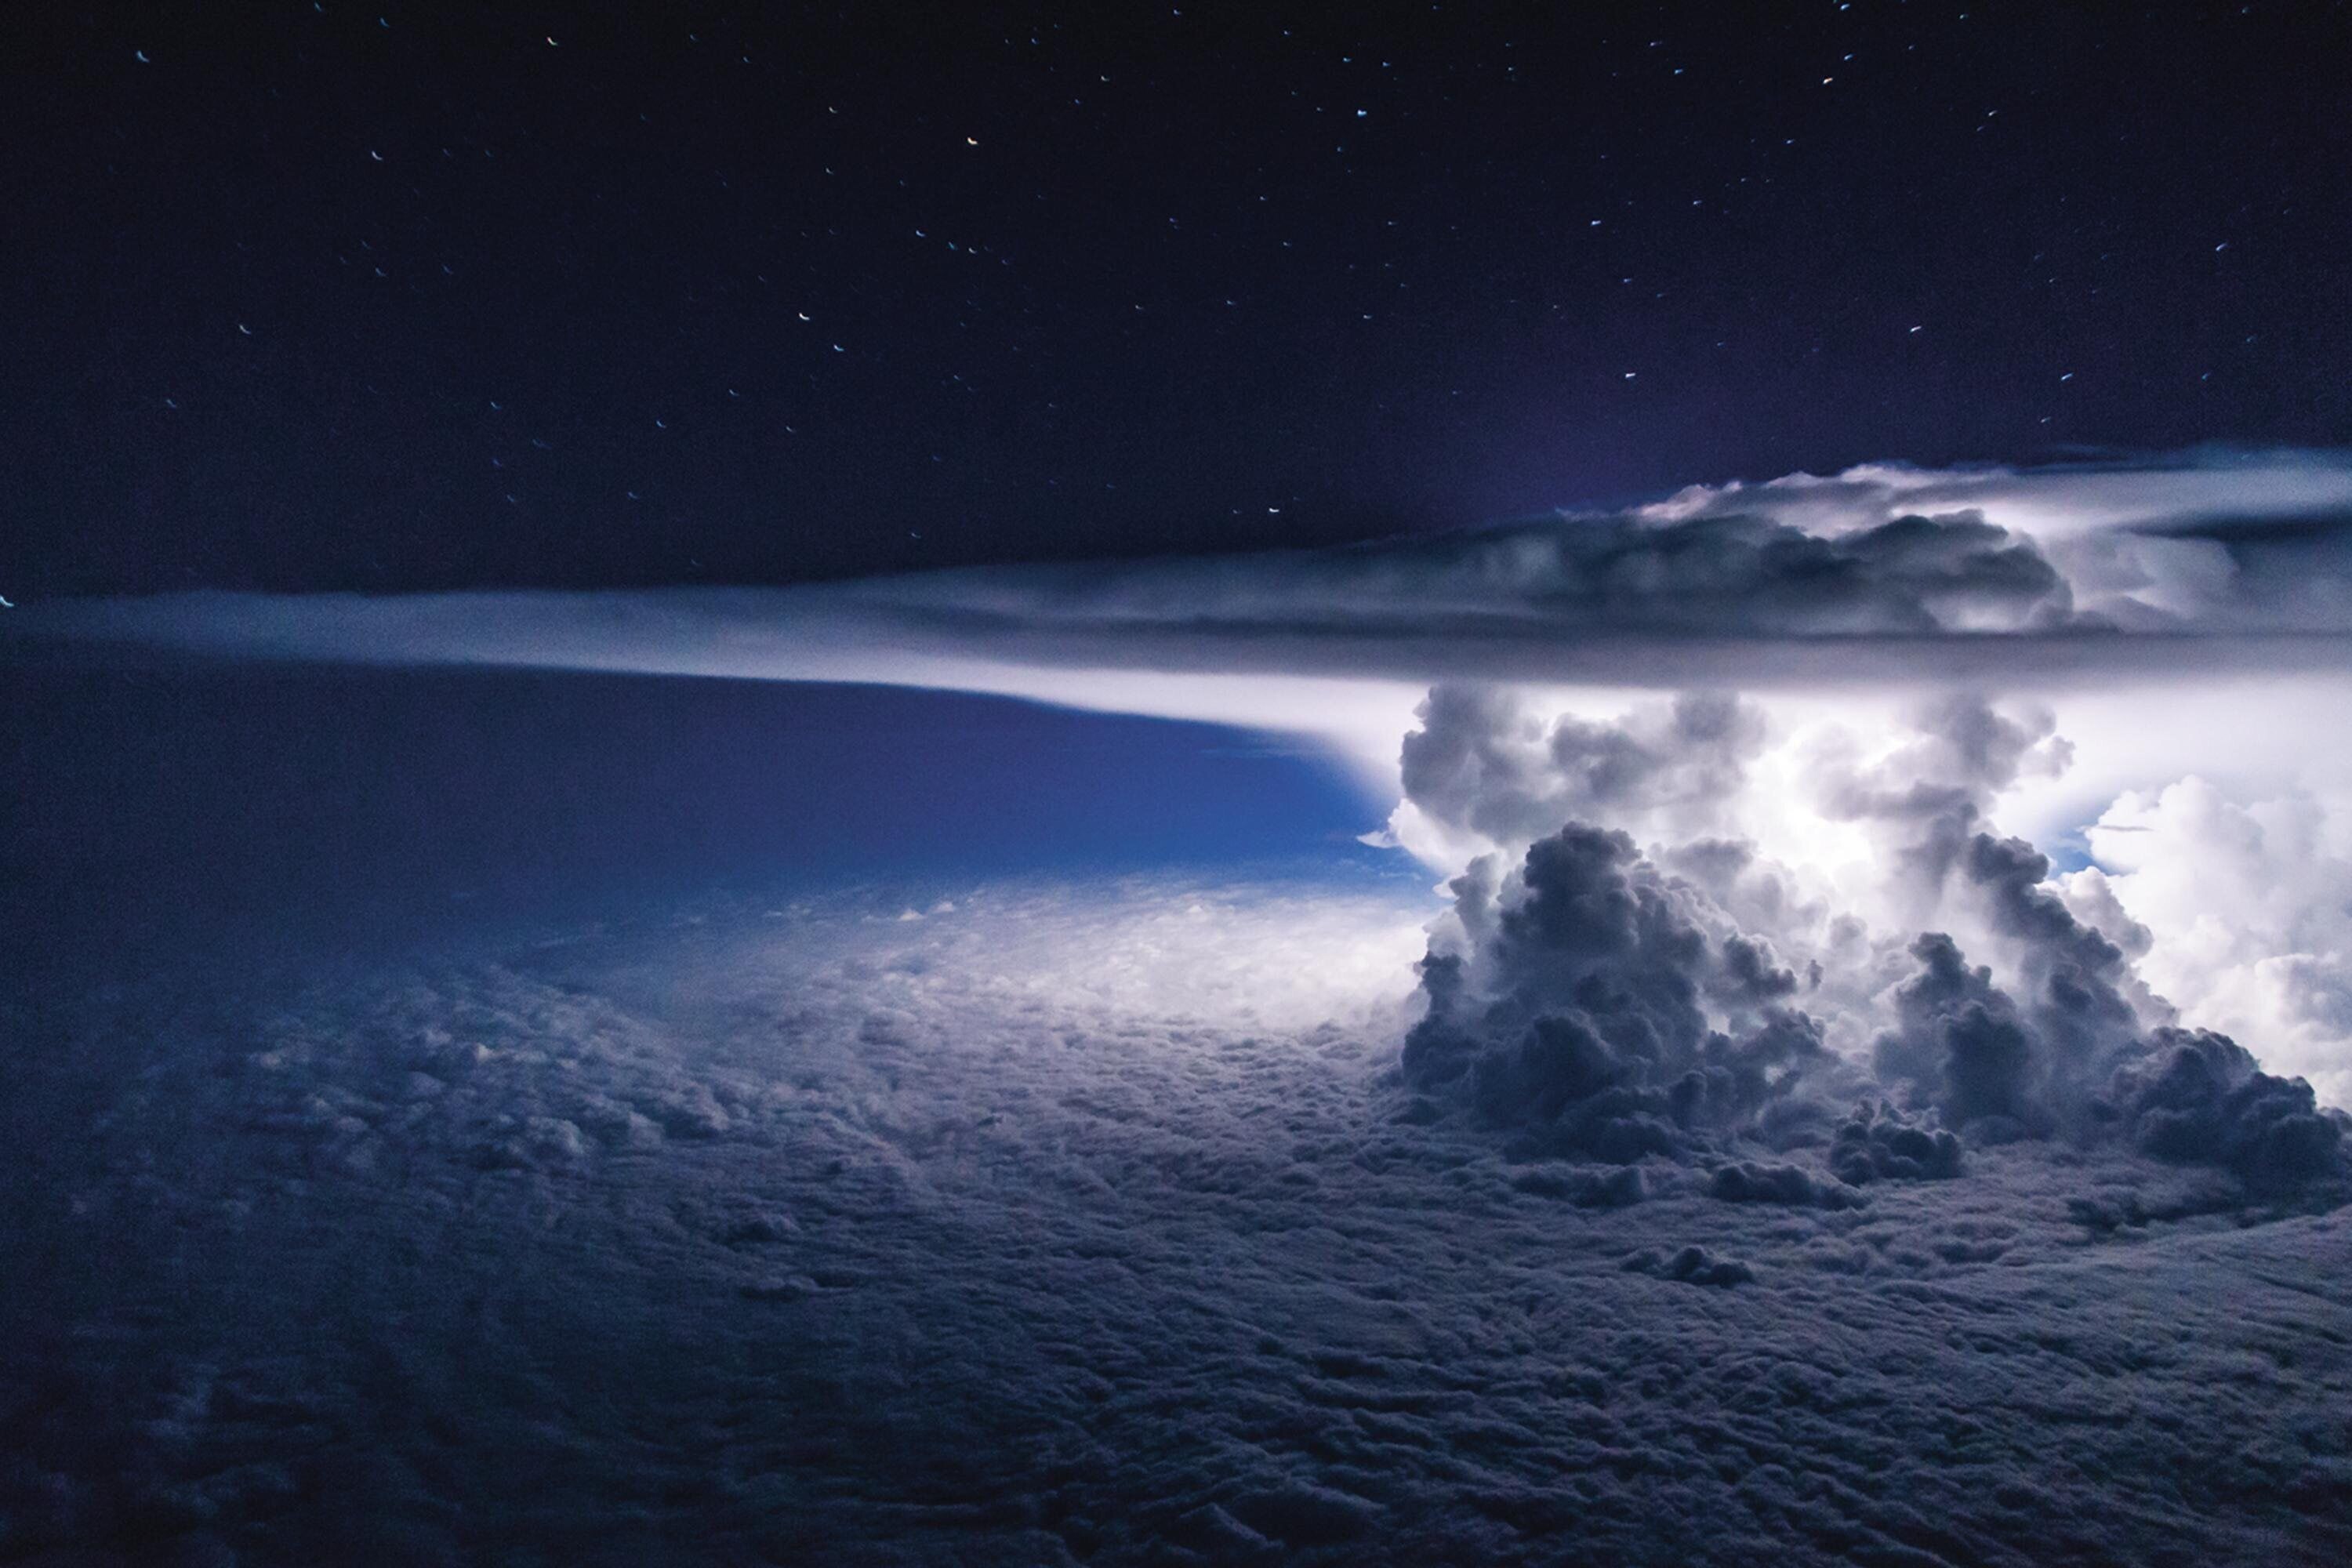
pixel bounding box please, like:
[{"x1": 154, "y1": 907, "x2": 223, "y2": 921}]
[
  {"x1": 1387, "y1": 688, "x2": 2349, "y2": 1160},
  {"x1": 21, "y1": 874, "x2": 2350, "y2": 1562},
  {"x1": 13, "y1": 450, "x2": 2352, "y2": 699},
  {"x1": 2068, "y1": 778, "x2": 2352, "y2": 1107}
]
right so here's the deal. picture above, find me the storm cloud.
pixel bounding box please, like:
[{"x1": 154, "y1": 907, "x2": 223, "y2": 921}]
[
  {"x1": 1385, "y1": 684, "x2": 2348, "y2": 1198},
  {"x1": 9, "y1": 880, "x2": 2350, "y2": 1564}
]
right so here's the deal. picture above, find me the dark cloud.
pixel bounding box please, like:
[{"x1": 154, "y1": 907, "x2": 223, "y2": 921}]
[
  {"x1": 1708, "y1": 1160, "x2": 1867, "y2": 1209},
  {"x1": 1619, "y1": 1244, "x2": 1757, "y2": 1287},
  {"x1": 1873, "y1": 931, "x2": 2045, "y2": 1130},
  {"x1": 1020, "y1": 507, "x2": 2084, "y2": 641},
  {"x1": 1510, "y1": 1162, "x2": 1650, "y2": 1207},
  {"x1": 6, "y1": 882, "x2": 2350, "y2": 1564},
  {"x1": 1847, "y1": 827, "x2": 2347, "y2": 1192},
  {"x1": 1828, "y1": 1102, "x2": 1968, "y2": 1185},
  {"x1": 2113, "y1": 1029, "x2": 2347, "y2": 1185},
  {"x1": 1402, "y1": 822, "x2": 1853, "y2": 1164},
  {"x1": 1962, "y1": 832, "x2": 2152, "y2": 1071}
]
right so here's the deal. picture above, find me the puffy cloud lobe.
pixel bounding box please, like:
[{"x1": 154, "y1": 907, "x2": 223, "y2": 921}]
[
  {"x1": 1872, "y1": 932, "x2": 2043, "y2": 1131},
  {"x1": 1708, "y1": 1160, "x2": 1867, "y2": 1209},
  {"x1": 1396, "y1": 688, "x2": 2346, "y2": 1196},
  {"x1": 1403, "y1": 822, "x2": 1849, "y2": 1163},
  {"x1": 1859, "y1": 830, "x2": 2347, "y2": 1184},
  {"x1": 1962, "y1": 833, "x2": 2153, "y2": 1070},
  {"x1": 1829, "y1": 1103, "x2": 1966, "y2": 1185},
  {"x1": 1855, "y1": 840, "x2": 2342, "y2": 1180},
  {"x1": 1815, "y1": 694, "x2": 2067, "y2": 826},
  {"x1": 1399, "y1": 685, "x2": 1767, "y2": 850},
  {"x1": 1808, "y1": 693, "x2": 2074, "y2": 906},
  {"x1": 2111, "y1": 1029, "x2": 2347, "y2": 1185},
  {"x1": 1868, "y1": 827, "x2": 2152, "y2": 1138},
  {"x1": 1642, "y1": 449, "x2": 2352, "y2": 633}
]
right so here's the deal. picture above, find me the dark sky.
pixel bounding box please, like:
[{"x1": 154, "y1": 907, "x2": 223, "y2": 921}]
[{"x1": 9, "y1": 1, "x2": 2348, "y2": 597}]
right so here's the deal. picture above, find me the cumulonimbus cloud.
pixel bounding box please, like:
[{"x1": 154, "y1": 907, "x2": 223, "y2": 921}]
[
  {"x1": 1388, "y1": 686, "x2": 2349, "y2": 1191},
  {"x1": 13, "y1": 448, "x2": 2352, "y2": 1167}
]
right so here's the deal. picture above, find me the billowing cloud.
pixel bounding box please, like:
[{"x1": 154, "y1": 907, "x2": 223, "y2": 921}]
[
  {"x1": 1385, "y1": 685, "x2": 2348, "y2": 1187},
  {"x1": 2065, "y1": 777, "x2": 2352, "y2": 1107},
  {"x1": 12, "y1": 452, "x2": 2352, "y2": 1563},
  {"x1": 1401, "y1": 822, "x2": 1860, "y2": 1162},
  {"x1": 1402, "y1": 688, "x2": 1766, "y2": 844}
]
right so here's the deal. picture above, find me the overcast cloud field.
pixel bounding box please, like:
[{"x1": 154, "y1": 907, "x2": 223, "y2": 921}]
[{"x1": 5, "y1": 870, "x2": 2349, "y2": 1566}]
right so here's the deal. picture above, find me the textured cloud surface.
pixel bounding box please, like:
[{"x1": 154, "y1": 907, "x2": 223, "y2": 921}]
[
  {"x1": 1390, "y1": 684, "x2": 2350, "y2": 1163},
  {"x1": 5, "y1": 884, "x2": 2348, "y2": 1565}
]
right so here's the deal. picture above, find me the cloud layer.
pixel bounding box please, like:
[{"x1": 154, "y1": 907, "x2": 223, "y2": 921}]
[
  {"x1": 13, "y1": 451, "x2": 2352, "y2": 699},
  {"x1": 7, "y1": 880, "x2": 2350, "y2": 1564}
]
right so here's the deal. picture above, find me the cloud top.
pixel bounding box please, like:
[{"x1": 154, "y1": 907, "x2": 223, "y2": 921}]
[{"x1": 12, "y1": 449, "x2": 2352, "y2": 692}]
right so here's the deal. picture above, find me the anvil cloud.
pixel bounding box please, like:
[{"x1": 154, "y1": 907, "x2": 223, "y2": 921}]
[{"x1": 14, "y1": 450, "x2": 2352, "y2": 700}]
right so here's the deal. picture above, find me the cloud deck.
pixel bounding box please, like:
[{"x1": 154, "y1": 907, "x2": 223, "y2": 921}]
[{"x1": 4, "y1": 886, "x2": 2348, "y2": 1563}]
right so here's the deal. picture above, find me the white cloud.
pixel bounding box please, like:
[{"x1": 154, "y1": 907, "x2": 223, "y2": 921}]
[
  {"x1": 2071, "y1": 776, "x2": 2352, "y2": 1106},
  {"x1": 1381, "y1": 684, "x2": 2352, "y2": 1127}
]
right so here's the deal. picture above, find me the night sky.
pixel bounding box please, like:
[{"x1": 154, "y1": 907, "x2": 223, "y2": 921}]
[{"x1": 10, "y1": 2, "x2": 2349, "y2": 599}]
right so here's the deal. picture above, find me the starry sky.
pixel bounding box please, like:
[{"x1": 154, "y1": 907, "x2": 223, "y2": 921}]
[{"x1": 9, "y1": 1, "x2": 2348, "y2": 599}]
